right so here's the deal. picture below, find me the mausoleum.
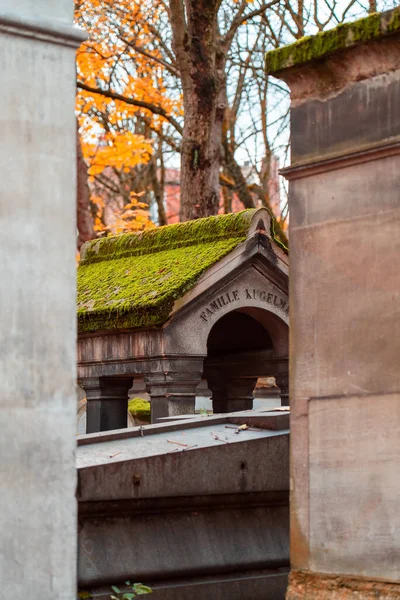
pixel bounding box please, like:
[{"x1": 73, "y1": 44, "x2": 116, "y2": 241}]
[{"x1": 77, "y1": 208, "x2": 289, "y2": 432}]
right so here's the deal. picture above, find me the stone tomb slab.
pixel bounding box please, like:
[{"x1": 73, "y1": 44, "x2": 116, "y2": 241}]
[{"x1": 77, "y1": 413, "x2": 290, "y2": 599}]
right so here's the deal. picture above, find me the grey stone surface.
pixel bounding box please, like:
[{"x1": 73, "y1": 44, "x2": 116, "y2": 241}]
[
  {"x1": 77, "y1": 417, "x2": 289, "y2": 500},
  {"x1": 145, "y1": 364, "x2": 202, "y2": 422},
  {"x1": 0, "y1": 1, "x2": 78, "y2": 598},
  {"x1": 164, "y1": 263, "x2": 289, "y2": 357},
  {"x1": 207, "y1": 376, "x2": 257, "y2": 412},
  {"x1": 79, "y1": 503, "x2": 289, "y2": 586},
  {"x1": 1, "y1": 1, "x2": 73, "y2": 21}
]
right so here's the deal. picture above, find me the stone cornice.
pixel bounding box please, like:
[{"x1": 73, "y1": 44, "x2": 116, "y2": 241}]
[
  {"x1": 280, "y1": 140, "x2": 400, "y2": 180},
  {"x1": 0, "y1": 12, "x2": 87, "y2": 48},
  {"x1": 265, "y1": 8, "x2": 400, "y2": 103},
  {"x1": 265, "y1": 8, "x2": 400, "y2": 77}
]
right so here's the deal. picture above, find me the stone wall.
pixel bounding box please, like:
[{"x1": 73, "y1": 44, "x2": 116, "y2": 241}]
[
  {"x1": 0, "y1": 3, "x2": 84, "y2": 598},
  {"x1": 266, "y1": 9, "x2": 400, "y2": 598}
]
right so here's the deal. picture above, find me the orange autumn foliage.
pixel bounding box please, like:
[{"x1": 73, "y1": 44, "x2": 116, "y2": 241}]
[
  {"x1": 75, "y1": 0, "x2": 288, "y2": 244},
  {"x1": 91, "y1": 193, "x2": 155, "y2": 235},
  {"x1": 82, "y1": 132, "x2": 154, "y2": 177},
  {"x1": 75, "y1": 0, "x2": 182, "y2": 233}
]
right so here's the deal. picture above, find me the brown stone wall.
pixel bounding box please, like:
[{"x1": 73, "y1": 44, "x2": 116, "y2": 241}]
[{"x1": 267, "y1": 11, "x2": 400, "y2": 596}]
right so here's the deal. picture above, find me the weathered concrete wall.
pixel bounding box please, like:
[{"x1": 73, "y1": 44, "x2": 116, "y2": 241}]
[
  {"x1": 0, "y1": 3, "x2": 84, "y2": 598},
  {"x1": 5, "y1": 1, "x2": 72, "y2": 20},
  {"x1": 266, "y1": 10, "x2": 400, "y2": 598}
]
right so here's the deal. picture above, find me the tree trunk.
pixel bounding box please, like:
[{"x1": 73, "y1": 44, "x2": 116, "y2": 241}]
[
  {"x1": 170, "y1": 0, "x2": 225, "y2": 222},
  {"x1": 223, "y1": 138, "x2": 256, "y2": 210},
  {"x1": 149, "y1": 157, "x2": 167, "y2": 225},
  {"x1": 179, "y1": 98, "x2": 223, "y2": 220},
  {"x1": 222, "y1": 181, "x2": 233, "y2": 213},
  {"x1": 76, "y1": 123, "x2": 95, "y2": 249}
]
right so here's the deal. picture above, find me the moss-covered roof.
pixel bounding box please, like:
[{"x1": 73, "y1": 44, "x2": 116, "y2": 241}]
[
  {"x1": 265, "y1": 8, "x2": 400, "y2": 75},
  {"x1": 78, "y1": 209, "x2": 282, "y2": 333}
]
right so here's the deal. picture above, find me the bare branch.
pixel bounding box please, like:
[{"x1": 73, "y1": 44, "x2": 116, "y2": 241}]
[
  {"x1": 77, "y1": 81, "x2": 183, "y2": 134},
  {"x1": 169, "y1": 0, "x2": 187, "y2": 59},
  {"x1": 125, "y1": 42, "x2": 180, "y2": 77},
  {"x1": 223, "y1": 0, "x2": 280, "y2": 52}
]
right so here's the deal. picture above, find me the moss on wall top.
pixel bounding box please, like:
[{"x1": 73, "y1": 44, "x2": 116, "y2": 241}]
[
  {"x1": 128, "y1": 398, "x2": 151, "y2": 420},
  {"x1": 78, "y1": 210, "x2": 272, "y2": 333},
  {"x1": 265, "y1": 7, "x2": 400, "y2": 75}
]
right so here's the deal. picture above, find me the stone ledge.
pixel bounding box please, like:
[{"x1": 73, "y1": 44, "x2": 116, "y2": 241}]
[
  {"x1": 287, "y1": 571, "x2": 400, "y2": 599},
  {"x1": 0, "y1": 12, "x2": 86, "y2": 48},
  {"x1": 280, "y1": 139, "x2": 400, "y2": 180},
  {"x1": 265, "y1": 8, "x2": 400, "y2": 76}
]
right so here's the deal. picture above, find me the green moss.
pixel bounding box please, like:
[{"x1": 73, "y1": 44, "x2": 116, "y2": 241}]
[
  {"x1": 78, "y1": 209, "x2": 287, "y2": 333},
  {"x1": 270, "y1": 215, "x2": 288, "y2": 253},
  {"x1": 265, "y1": 8, "x2": 400, "y2": 75},
  {"x1": 387, "y1": 6, "x2": 400, "y2": 33},
  {"x1": 78, "y1": 235, "x2": 246, "y2": 332},
  {"x1": 128, "y1": 398, "x2": 151, "y2": 419},
  {"x1": 80, "y1": 210, "x2": 254, "y2": 266}
]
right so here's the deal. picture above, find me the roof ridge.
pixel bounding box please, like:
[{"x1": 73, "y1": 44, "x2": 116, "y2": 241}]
[
  {"x1": 77, "y1": 207, "x2": 287, "y2": 333},
  {"x1": 80, "y1": 209, "x2": 258, "y2": 266}
]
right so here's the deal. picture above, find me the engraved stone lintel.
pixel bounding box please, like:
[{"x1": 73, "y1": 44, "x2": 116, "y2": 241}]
[{"x1": 199, "y1": 287, "x2": 289, "y2": 324}]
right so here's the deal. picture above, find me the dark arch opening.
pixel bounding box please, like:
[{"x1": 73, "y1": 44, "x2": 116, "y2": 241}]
[
  {"x1": 207, "y1": 311, "x2": 273, "y2": 357},
  {"x1": 205, "y1": 309, "x2": 288, "y2": 413}
]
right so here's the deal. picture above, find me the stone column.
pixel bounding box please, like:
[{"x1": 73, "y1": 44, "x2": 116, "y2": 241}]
[
  {"x1": 266, "y1": 9, "x2": 400, "y2": 598},
  {"x1": 144, "y1": 375, "x2": 196, "y2": 422},
  {"x1": 80, "y1": 376, "x2": 134, "y2": 433},
  {"x1": 207, "y1": 375, "x2": 257, "y2": 413},
  {"x1": 0, "y1": 3, "x2": 85, "y2": 599},
  {"x1": 145, "y1": 358, "x2": 203, "y2": 422},
  {"x1": 275, "y1": 372, "x2": 289, "y2": 407}
]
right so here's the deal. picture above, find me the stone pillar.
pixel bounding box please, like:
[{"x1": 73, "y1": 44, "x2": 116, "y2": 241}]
[
  {"x1": 275, "y1": 372, "x2": 289, "y2": 407},
  {"x1": 0, "y1": 4, "x2": 85, "y2": 599},
  {"x1": 266, "y1": 9, "x2": 400, "y2": 598},
  {"x1": 207, "y1": 375, "x2": 257, "y2": 413},
  {"x1": 145, "y1": 358, "x2": 203, "y2": 422},
  {"x1": 80, "y1": 376, "x2": 134, "y2": 433},
  {"x1": 145, "y1": 374, "x2": 201, "y2": 423}
]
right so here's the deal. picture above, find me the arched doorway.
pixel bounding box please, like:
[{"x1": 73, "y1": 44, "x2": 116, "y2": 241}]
[{"x1": 204, "y1": 308, "x2": 289, "y2": 412}]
